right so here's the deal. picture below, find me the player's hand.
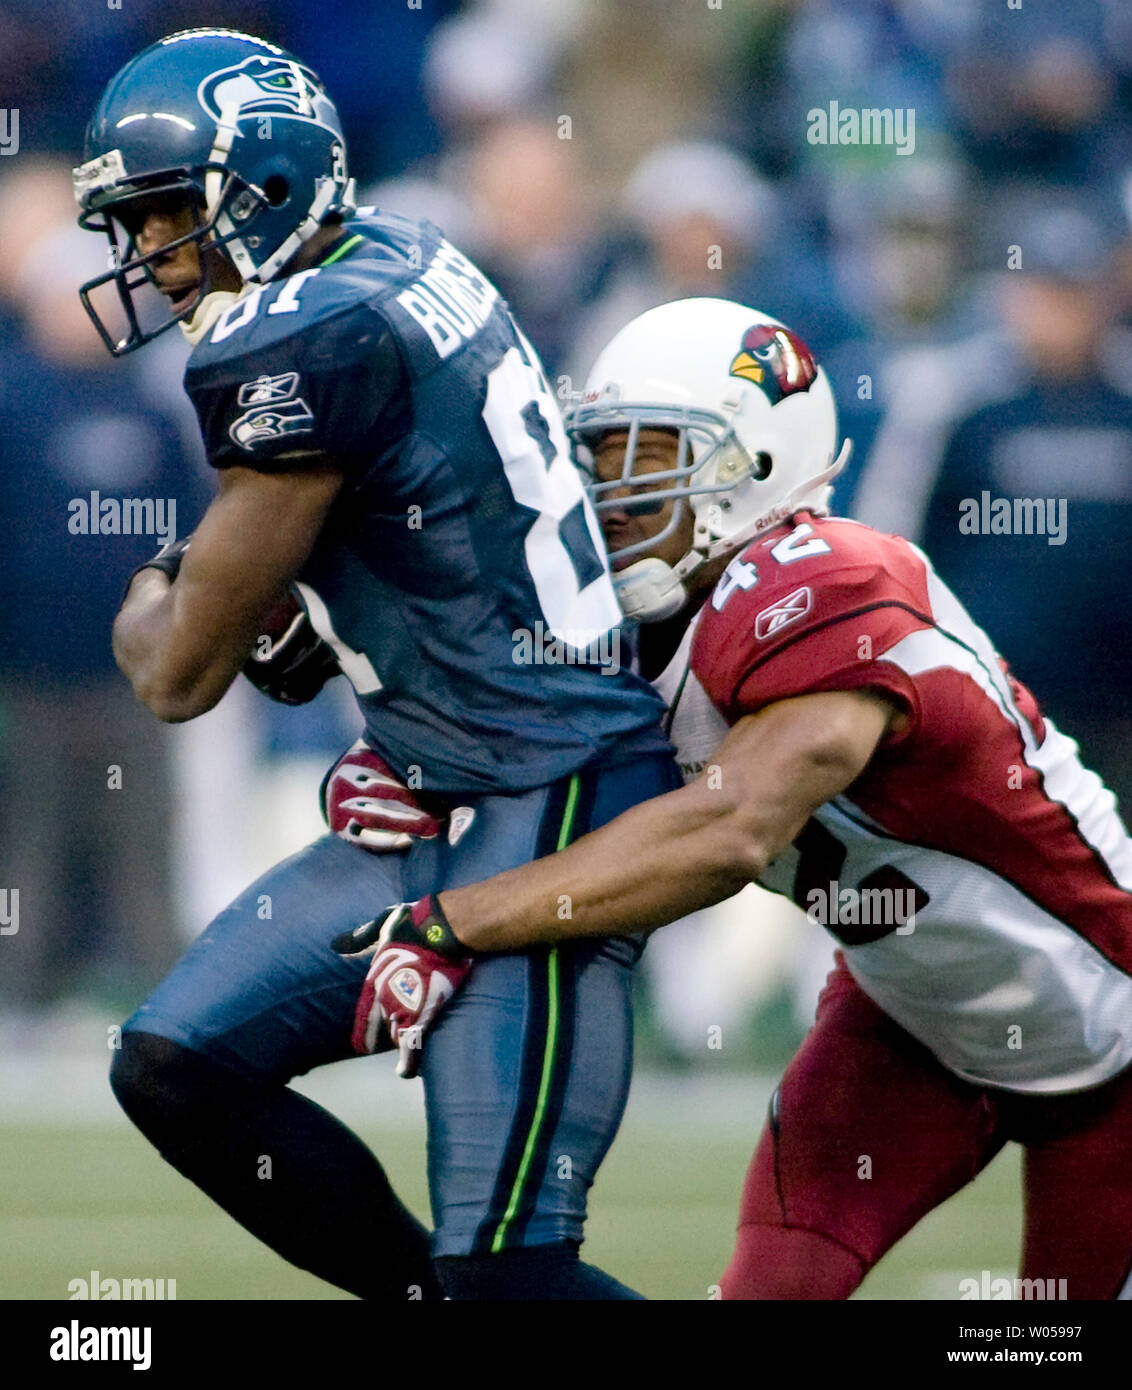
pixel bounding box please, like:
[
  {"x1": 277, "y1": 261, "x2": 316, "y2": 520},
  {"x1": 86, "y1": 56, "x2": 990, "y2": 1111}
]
[
  {"x1": 331, "y1": 895, "x2": 472, "y2": 1076},
  {"x1": 321, "y1": 740, "x2": 445, "y2": 852},
  {"x1": 242, "y1": 590, "x2": 340, "y2": 705}
]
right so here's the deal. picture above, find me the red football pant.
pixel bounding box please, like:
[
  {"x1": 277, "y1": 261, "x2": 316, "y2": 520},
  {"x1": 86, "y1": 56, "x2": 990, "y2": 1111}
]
[{"x1": 721, "y1": 954, "x2": 1132, "y2": 1300}]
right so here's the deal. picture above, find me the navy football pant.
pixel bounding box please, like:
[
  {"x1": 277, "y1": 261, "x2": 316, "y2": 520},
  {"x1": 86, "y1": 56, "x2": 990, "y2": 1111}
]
[{"x1": 118, "y1": 754, "x2": 679, "y2": 1266}]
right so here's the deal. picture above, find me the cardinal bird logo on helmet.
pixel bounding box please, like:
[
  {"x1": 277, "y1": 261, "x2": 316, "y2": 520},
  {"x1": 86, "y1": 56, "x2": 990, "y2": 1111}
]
[{"x1": 729, "y1": 324, "x2": 817, "y2": 404}]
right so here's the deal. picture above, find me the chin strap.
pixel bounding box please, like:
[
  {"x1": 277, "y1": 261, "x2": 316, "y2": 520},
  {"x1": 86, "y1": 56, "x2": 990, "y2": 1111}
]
[
  {"x1": 206, "y1": 102, "x2": 260, "y2": 283},
  {"x1": 613, "y1": 547, "x2": 706, "y2": 624},
  {"x1": 250, "y1": 174, "x2": 343, "y2": 284},
  {"x1": 179, "y1": 287, "x2": 245, "y2": 346},
  {"x1": 613, "y1": 439, "x2": 854, "y2": 625}
]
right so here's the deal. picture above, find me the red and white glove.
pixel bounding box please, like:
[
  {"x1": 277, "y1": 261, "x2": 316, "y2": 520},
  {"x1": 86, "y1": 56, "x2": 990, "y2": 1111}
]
[
  {"x1": 321, "y1": 740, "x2": 445, "y2": 852},
  {"x1": 331, "y1": 896, "x2": 473, "y2": 1076}
]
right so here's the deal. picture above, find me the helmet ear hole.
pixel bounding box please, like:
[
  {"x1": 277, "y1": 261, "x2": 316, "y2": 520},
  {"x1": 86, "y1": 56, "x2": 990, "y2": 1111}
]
[
  {"x1": 263, "y1": 174, "x2": 290, "y2": 207},
  {"x1": 754, "y1": 451, "x2": 773, "y2": 480}
]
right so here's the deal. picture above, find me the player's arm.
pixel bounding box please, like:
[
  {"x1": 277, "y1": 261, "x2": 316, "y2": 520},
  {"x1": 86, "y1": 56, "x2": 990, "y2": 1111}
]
[
  {"x1": 336, "y1": 684, "x2": 897, "y2": 1069},
  {"x1": 441, "y1": 686, "x2": 898, "y2": 949},
  {"x1": 113, "y1": 460, "x2": 343, "y2": 721}
]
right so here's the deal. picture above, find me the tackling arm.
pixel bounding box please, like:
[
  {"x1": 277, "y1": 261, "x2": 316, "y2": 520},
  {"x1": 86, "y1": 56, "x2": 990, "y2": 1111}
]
[
  {"x1": 441, "y1": 688, "x2": 899, "y2": 950},
  {"x1": 113, "y1": 460, "x2": 343, "y2": 722}
]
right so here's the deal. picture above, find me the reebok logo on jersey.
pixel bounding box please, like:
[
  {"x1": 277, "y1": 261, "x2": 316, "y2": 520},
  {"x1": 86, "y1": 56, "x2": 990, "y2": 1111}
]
[
  {"x1": 237, "y1": 371, "x2": 301, "y2": 406},
  {"x1": 755, "y1": 586, "x2": 812, "y2": 639},
  {"x1": 390, "y1": 967, "x2": 423, "y2": 1013}
]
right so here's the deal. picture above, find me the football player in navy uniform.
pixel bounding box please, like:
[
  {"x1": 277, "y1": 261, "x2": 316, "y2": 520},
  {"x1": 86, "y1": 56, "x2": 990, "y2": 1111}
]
[{"x1": 75, "y1": 29, "x2": 677, "y2": 1300}]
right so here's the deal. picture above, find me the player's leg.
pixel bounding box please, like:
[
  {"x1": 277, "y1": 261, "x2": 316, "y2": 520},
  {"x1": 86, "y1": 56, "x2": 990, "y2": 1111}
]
[
  {"x1": 426, "y1": 940, "x2": 642, "y2": 1299},
  {"x1": 721, "y1": 954, "x2": 1007, "y2": 1299},
  {"x1": 1014, "y1": 1065, "x2": 1132, "y2": 1300},
  {"x1": 109, "y1": 833, "x2": 442, "y2": 1300},
  {"x1": 417, "y1": 754, "x2": 681, "y2": 1299}
]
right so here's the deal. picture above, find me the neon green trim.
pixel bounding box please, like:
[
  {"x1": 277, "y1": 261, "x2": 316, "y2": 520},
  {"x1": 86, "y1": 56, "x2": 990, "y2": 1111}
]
[
  {"x1": 556, "y1": 775, "x2": 581, "y2": 852},
  {"x1": 319, "y1": 233, "x2": 365, "y2": 266},
  {"x1": 489, "y1": 774, "x2": 581, "y2": 1251},
  {"x1": 492, "y1": 948, "x2": 559, "y2": 1253}
]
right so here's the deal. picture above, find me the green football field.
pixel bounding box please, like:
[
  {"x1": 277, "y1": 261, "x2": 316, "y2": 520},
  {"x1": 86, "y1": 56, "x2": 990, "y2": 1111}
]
[{"x1": 0, "y1": 1047, "x2": 1022, "y2": 1301}]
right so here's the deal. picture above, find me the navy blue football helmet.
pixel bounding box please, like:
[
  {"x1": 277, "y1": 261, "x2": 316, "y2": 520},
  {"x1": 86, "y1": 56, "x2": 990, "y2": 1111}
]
[{"x1": 74, "y1": 28, "x2": 355, "y2": 355}]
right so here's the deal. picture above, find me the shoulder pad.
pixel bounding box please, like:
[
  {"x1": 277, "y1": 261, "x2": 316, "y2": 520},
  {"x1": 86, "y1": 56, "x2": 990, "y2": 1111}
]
[{"x1": 694, "y1": 515, "x2": 931, "y2": 719}]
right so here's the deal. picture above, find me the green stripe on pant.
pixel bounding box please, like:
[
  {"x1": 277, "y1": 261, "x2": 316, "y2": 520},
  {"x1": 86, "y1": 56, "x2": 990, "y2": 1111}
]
[{"x1": 485, "y1": 773, "x2": 581, "y2": 1253}]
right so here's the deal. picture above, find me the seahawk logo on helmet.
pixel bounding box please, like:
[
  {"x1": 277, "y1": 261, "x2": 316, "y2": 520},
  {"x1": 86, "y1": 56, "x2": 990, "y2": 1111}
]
[
  {"x1": 198, "y1": 55, "x2": 341, "y2": 134},
  {"x1": 568, "y1": 298, "x2": 851, "y2": 624}
]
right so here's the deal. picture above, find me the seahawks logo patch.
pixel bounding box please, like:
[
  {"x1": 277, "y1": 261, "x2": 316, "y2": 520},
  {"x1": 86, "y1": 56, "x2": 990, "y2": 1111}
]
[{"x1": 229, "y1": 398, "x2": 314, "y2": 451}]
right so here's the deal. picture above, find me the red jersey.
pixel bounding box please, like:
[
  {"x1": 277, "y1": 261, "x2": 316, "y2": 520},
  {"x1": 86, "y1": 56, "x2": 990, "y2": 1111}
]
[{"x1": 675, "y1": 512, "x2": 1132, "y2": 1093}]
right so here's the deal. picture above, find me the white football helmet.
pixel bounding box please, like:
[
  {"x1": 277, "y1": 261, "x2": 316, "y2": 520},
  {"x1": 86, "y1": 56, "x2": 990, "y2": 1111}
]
[{"x1": 567, "y1": 298, "x2": 851, "y2": 622}]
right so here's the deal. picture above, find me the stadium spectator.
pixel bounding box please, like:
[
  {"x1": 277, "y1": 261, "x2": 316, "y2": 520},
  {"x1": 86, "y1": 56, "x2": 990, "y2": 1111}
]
[
  {"x1": 0, "y1": 159, "x2": 75, "y2": 346},
  {"x1": 820, "y1": 151, "x2": 983, "y2": 507},
  {"x1": 861, "y1": 201, "x2": 1132, "y2": 806},
  {"x1": 461, "y1": 117, "x2": 613, "y2": 378},
  {"x1": 559, "y1": 0, "x2": 726, "y2": 201},
  {"x1": 0, "y1": 216, "x2": 209, "y2": 1012},
  {"x1": 945, "y1": 0, "x2": 1132, "y2": 193},
  {"x1": 566, "y1": 140, "x2": 856, "y2": 385}
]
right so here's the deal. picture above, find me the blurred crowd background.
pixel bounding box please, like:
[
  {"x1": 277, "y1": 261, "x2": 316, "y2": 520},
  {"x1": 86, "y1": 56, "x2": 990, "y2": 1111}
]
[{"x1": 3, "y1": 0, "x2": 1132, "y2": 1064}]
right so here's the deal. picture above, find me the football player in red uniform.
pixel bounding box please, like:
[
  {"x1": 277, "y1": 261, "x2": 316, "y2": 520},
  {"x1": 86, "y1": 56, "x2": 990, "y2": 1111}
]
[{"x1": 339, "y1": 298, "x2": 1132, "y2": 1299}]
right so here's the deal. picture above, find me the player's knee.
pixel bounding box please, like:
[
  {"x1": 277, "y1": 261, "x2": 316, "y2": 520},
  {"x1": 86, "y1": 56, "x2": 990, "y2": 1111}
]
[
  {"x1": 722, "y1": 1222, "x2": 866, "y2": 1300},
  {"x1": 109, "y1": 1030, "x2": 216, "y2": 1135}
]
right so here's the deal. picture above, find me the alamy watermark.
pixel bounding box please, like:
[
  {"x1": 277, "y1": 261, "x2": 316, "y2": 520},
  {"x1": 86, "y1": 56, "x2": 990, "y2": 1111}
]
[
  {"x1": 67, "y1": 493, "x2": 177, "y2": 545},
  {"x1": 959, "y1": 1270, "x2": 1068, "y2": 1301},
  {"x1": 0, "y1": 109, "x2": 17, "y2": 156},
  {"x1": 805, "y1": 880, "x2": 918, "y2": 935},
  {"x1": 68, "y1": 1269, "x2": 176, "y2": 1300},
  {"x1": 512, "y1": 621, "x2": 622, "y2": 675},
  {"x1": 50, "y1": 1322, "x2": 151, "y2": 1371},
  {"x1": 806, "y1": 101, "x2": 915, "y2": 156},
  {"x1": 958, "y1": 492, "x2": 1066, "y2": 546}
]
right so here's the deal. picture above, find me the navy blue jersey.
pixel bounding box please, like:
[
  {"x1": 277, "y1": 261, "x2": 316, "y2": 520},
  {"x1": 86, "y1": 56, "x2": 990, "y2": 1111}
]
[{"x1": 183, "y1": 211, "x2": 669, "y2": 794}]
